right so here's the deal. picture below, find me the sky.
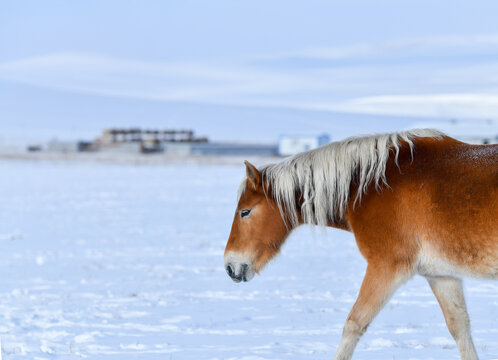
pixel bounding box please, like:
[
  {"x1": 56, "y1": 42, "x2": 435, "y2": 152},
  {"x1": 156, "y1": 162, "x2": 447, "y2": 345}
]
[{"x1": 2, "y1": 1, "x2": 498, "y2": 144}]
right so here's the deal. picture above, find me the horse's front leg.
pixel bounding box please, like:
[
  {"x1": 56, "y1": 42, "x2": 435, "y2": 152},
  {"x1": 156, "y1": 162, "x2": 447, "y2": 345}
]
[{"x1": 333, "y1": 262, "x2": 412, "y2": 360}]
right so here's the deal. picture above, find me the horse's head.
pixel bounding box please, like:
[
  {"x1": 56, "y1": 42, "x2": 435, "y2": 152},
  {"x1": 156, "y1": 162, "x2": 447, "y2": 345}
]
[{"x1": 224, "y1": 161, "x2": 290, "y2": 282}]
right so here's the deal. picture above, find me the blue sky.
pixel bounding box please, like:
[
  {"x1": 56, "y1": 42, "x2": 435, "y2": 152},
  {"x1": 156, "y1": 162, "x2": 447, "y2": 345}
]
[{"x1": 1, "y1": 1, "x2": 498, "y2": 143}]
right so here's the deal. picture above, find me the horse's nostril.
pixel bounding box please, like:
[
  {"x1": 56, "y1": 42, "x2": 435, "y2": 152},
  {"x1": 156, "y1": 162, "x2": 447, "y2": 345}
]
[
  {"x1": 226, "y1": 263, "x2": 234, "y2": 277},
  {"x1": 241, "y1": 263, "x2": 249, "y2": 281},
  {"x1": 241, "y1": 263, "x2": 248, "y2": 275}
]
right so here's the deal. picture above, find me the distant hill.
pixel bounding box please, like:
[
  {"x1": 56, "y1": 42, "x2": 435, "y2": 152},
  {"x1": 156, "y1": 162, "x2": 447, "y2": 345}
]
[{"x1": 0, "y1": 81, "x2": 440, "y2": 147}]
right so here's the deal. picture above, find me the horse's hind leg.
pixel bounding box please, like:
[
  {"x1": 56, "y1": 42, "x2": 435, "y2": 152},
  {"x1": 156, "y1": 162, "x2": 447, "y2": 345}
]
[
  {"x1": 333, "y1": 263, "x2": 411, "y2": 360},
  {"x1": 427, "y1": 276, "x2": 479, "y2": 360}
]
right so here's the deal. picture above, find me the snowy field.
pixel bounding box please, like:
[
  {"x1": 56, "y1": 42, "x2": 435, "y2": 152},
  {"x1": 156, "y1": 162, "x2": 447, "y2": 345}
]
[{"x1": 0, "y1": 159, "x2": 496, "y2": 360}]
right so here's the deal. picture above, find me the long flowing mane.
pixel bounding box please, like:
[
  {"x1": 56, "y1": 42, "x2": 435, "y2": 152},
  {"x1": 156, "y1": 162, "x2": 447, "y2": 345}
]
[{"x1": 244, "y1": 129, "x2": 445, "y2": 227}]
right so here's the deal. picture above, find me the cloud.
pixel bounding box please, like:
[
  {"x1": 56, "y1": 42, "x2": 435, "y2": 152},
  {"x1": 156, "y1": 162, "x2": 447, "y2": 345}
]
[
  {"x1": 316, "y1": 94, "x2": 498, "y2": 119},
  {"x1": 259, "y1": 34, "x2": 498, "y2": 61},
  {"x1": 0, "y1": 52, "x2": 325, "y2": 104},
  {"x1": 0, "y1": 52, "x2": 366, "y2": 113},
  {"x1": 2, "y1": 37, "x2": 498, "y2": 121}
]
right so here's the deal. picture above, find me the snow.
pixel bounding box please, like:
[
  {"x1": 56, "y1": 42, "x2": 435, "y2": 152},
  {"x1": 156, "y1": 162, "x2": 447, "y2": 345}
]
[{"x1": 0, "y1": 159, "x2": 496, "y2": 359}]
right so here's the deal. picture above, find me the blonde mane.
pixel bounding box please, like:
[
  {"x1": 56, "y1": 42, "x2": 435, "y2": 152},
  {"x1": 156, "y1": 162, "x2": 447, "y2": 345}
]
[{"x1": 242, "y1": 129, "x2": 445, "y2": 227}]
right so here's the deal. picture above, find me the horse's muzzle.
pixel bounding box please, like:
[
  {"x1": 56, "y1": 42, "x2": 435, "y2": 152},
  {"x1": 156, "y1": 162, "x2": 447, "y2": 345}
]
[
  {"x1": 226, "y1": 262, "x2": 252, "y2": 282},
  {"x1": 224, "y1": 252, "x2": 255, "y2": 282}
]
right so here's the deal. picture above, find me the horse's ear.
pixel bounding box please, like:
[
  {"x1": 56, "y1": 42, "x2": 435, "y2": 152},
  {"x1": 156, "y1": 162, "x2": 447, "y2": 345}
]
[{"x1": 244, "y1": 160, "x2": 261, "y2": 189}]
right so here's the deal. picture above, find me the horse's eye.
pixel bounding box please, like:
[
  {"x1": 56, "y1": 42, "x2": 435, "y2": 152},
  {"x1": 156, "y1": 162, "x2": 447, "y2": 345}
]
[{"x1": 240, "y1": 209, "x2": 251, "y2": 218}]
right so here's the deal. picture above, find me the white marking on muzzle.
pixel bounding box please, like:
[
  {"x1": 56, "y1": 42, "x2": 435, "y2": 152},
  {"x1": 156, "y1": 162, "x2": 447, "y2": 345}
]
[{"x1": 224, "y1": 251, "x2": 255, "y2": 282}]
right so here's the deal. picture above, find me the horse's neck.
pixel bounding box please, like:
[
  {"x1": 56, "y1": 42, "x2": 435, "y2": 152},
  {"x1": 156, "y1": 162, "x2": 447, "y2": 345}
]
[{"x1": 265, "y1": 172, "x2": 355, "y2": 232}]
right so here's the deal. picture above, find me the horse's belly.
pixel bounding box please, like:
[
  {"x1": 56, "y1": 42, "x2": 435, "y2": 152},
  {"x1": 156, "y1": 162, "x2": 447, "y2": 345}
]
[{"x1": 416, "y1": 242, "x2": 498, "y2": 280}]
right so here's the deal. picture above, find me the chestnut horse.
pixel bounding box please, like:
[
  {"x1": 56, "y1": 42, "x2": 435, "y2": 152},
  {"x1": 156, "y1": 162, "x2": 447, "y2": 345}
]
[{"x1": 224, "y1": 129, "x2": 497, "y2": 360}]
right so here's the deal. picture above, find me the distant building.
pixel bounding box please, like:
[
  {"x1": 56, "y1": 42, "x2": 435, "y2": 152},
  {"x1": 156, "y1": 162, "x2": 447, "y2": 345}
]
[
  {"x1": 40, "y1": 128, "x2": 279, "y2": 157},
  {"x1": 98, "y1": 128, "x2": 208, "y2": 146},
  {"x1": 410, "y1": 119, "x2": 498, "y2": 145},
  {"x1": 278, "y1": 134, "x2": 330, "y2": 156},
  {"x1": 95, "y1": 128, "x2": 208, "y2": 154},
  {"x1": 94, "y1": 128, "x2": 278, "y2": 156}
]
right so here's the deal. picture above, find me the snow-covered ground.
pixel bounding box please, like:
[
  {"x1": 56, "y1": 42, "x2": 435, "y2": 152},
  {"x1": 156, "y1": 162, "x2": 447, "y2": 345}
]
[{"x1": 0, "y1": 160, "x2": 496, "y2": 360}]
